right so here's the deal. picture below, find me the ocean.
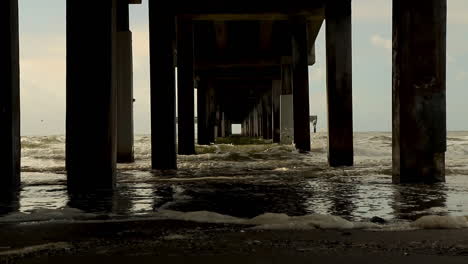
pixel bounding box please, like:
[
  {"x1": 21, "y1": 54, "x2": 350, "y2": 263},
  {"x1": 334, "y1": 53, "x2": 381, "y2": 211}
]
[{"x1": 2, "y1": 131, "x2": 468, "y2": 229}]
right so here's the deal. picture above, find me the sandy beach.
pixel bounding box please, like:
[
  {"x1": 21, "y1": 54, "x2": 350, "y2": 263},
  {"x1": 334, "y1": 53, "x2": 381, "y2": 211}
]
[{"x1": 1, "y1": 219, "x2": 468, "y2": 263}]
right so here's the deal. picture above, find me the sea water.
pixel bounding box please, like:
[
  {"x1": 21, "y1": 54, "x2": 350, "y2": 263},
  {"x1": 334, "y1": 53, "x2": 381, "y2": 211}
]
[{"x1": 2, "y1": 131, "x2": 468, "y2": 229}]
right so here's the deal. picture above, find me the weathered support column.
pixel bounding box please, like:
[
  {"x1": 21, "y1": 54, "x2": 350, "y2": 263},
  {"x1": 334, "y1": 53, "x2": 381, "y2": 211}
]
[
  {"x1": 177, "y1": 18, "x2": 196, "y2": 155},
  {"x1": 66, "y1": 0, "x2": 117, "y2": 190},
  {"x1": 116, "y1": 0, "x2": 134, "y2": 163},
  {"x1": 280, "y1": 63, "x2": 294, "y2": 144},
  {"x1": 250, "y1": 110, "x2": 253, "y2": 137},
  {"x1": 272, "y1": 80, "x2": 281, "y2": 143},
  {"x1": 207, "y1": 80, "x2": 216, "y2": 143},
  {"x1": 215, "y1": 105, "x2": 222, "y2": 138},
  {"x1": 326, "y1": 0, "x2": 354, "y2": 167},
  {"x1": 148, "y1": 4, "x2": 177, "y2": 170},
  {"x1": 226, "y1": 119, "x2": 232, "y2": 137},
  {"x1": 0, "y1": 0, "x2": 20, "y2": 191},
  {"x1": 197, "y1": 79, "x2": 210, "y2": 145},
  {"x1": 262, "y1": 92, "x2": 273, "y2": 140},
  {"x1": 220, "y1": 112, "x2": 226, "y2": 138},
  {"x1": 392, "y1": 0, "x2": 447, "y2": 183},
  {"x1": 256, "y1": 104, "x2": 262, "y2": 138},
  {"x1": 291, "y1": 19, "x2": 311, "y2": 152}
]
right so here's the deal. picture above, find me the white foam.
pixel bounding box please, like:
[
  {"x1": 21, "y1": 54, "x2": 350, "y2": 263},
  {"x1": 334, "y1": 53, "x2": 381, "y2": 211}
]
[
  {"x1": 2, "y1": 208, "x2": 468, "y2": 231},
  {"x1": 0, "y1": 208, "x2": 97, "y2": 223},
  {"x1": 0, "y1": 242, "x2": 71, "y2": 257},
  {"x1": 410, "y1": 215, "x2": 468, "y2": 229}
]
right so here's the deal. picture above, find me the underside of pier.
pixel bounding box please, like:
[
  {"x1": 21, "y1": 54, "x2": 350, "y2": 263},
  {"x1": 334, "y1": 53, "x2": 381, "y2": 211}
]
[{"x1": 0, "y1": 0, "x2": 448, "y2": 193}]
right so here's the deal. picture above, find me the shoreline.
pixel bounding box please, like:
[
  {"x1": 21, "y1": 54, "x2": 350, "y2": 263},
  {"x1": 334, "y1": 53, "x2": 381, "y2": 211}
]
[{"x1": 1, "y1": 219, "x2": 468, "y2": 262}]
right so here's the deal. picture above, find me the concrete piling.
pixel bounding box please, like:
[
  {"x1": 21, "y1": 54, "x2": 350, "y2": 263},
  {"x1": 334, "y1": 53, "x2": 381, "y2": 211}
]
[
  {"x1": 280, "y1": 63, "x2": 294, "y2": 145},
  {"x1": 291, "y1": 19, "x2": 311, "y2": 152},
  {"x1": 148, "y1": 5, "x2": 177, "y2": 170},
  {"x1": 272, "y1": 80, "x2": 282, "y2": 143},
  {"x1": 392, "y1": 0, "x2": 447, "y2": 183},
  {"x1": 326, "y1": 0, "x2": 354, "y2": 167},
  {"x1": 0, "y1": 0, "x2": 21, "y2": 191},
  {"x1": 197, "y1": 79, "x2": 210, "y2": 145},
  {"x1": 66, "y1": 0, "x2": 117, "y2": 190},
  {"x1": 177, "y1": 18, "x2": 196, "y2": 155},
  {"x1": 116, "y1": 0, "x2": 135, "y2": 163}
]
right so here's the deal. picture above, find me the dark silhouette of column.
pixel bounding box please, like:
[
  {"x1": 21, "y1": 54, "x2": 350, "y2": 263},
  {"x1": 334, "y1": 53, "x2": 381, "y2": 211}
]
[
  {"x1": 66, "y1": 0, "x2": 117, "y2": 191},
  {"x1": 177, "y1": 18, "x2": 196, "y2": 154},
  {"x1": 326, "y1": 0, "x2": 354, "y2": 167},
  {"x1": 272, "y1": 80, "x2": 281, "y2": 143},
  {"x1": 393, "y1": 0, "x2": 447, "y2": 183},
  {"x1": 280, "y1": 63, "x2": 294, "y2": 144},
  {"x1": 291, "y1": 19, "x2": 311, "y2": 152},
  {"x1": 197, "y1": 79, "x2": 210, "y2": 145},
  {"x1": 0, "y1": 0, "x2": 20, "y2": 192},
  {"x1": 149, "y1": 4, "x2": 177, "y2": 170},
  {"x1": 116, "y1": 0, "x2": 135, "y2": 163},
  {"x1": 207, "y1": 80, "x2": 216, "y2": 143}
]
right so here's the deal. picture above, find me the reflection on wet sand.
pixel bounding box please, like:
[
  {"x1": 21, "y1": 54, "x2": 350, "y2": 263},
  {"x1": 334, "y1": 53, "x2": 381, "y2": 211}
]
[
  {"x1": 0, "y1": 192, "x2": 19, "y2": 216},
  {"x1": 391, "y1": 184, "x2": 448, "y2": 221}
]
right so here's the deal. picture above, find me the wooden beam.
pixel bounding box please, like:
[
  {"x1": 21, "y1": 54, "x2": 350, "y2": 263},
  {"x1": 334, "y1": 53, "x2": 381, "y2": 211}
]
[
  {"x1": 259, "y1": 21, "x2": 273, "y2": 51},
  {"x1": 214, "y1": 21, "x2": 228, "y2": 52}
]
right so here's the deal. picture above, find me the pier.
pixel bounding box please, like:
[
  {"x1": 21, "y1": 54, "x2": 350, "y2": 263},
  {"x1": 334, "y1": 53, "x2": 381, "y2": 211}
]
[{"x1": 0, "y1": 0, "x2": 447, "y2": 192}]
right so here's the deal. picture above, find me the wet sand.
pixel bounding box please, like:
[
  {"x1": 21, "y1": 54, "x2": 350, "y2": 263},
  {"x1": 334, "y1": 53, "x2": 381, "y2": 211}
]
[{"x1": 1, "y1": 219, "x2": 468, "y2": 263}]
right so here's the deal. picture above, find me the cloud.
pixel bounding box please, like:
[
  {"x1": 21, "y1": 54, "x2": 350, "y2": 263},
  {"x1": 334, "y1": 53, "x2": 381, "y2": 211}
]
[
  {"x1": 448, "y1": 55, "x2": 456, "y2": 63},
  {"x1": 352, "y1": 0, "x2": 391, "y2": 23},
  {"x1": 448, "y1": 0, "x2": 468, "y2": 25},
  {"x1": 309, "y1": 67, "x2": 325, "y2": 82},
  {"x1": 456, "y1": 71, "x2": 468, "y2": 81},
  {"x1": 370, "y1": 34, "x2": 392, "y2": 52}
]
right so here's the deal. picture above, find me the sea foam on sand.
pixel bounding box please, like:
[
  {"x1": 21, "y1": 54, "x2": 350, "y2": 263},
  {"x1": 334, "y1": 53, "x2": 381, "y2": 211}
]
[{"x1": 2, "y1": 208, "x2": 468, "y2": 231}]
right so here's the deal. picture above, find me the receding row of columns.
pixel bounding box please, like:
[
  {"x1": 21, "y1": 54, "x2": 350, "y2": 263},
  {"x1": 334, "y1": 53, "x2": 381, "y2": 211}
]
[{"x1": 0, "y1": 0, "x2": 448, "y2": 193}]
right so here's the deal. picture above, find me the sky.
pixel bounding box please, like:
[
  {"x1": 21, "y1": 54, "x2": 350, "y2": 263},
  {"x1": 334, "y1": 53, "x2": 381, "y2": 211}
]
[{"x1": 18, "y1": 0, "x2": 468, "y2": 135}]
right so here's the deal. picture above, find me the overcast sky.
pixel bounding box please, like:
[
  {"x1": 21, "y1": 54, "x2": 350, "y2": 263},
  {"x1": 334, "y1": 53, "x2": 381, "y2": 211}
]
[{"x1": 18, "y1": 0, "x2": 468, "y2": 135}]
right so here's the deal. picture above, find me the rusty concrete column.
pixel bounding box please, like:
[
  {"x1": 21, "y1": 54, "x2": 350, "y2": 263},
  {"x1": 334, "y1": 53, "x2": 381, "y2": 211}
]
[
  {"x1": 197, "y1": 79, "x2": 210, "y2": 145},
  {"x1": 326, "y1": 0, "x2": 354, "y2": 167},
  {"x1": 116, "y1": 0, "x2": 134, "y2": 163},
  {"x1": 0, "y1": 0, "x2": 20, "y2": 192},
  {"x1": 256, "y1": 103, "x2": 262, "y2": 138},
  {"x1": 291, "y1": 19, "x2": 311, "y2": 152},
  {"x1": 262, "y1": 91, "x2": 273, "y2": 140},
  {"x1": 207, "y1": 80, "x2": 216, "y2": 143},
  {"x1": 393, "y1": 0, "x2": 447, "y2": 183},
  {"x1": 148, "y1": 4, "x2": 177, "y2": 170},
  {"x1": 66, "y1": 0, "x2": 117, "y2": 190},
  {"x1": 280, "y1": 62, "x2": 294, "y2": 144},
  {"x1": 272, "y1": 80, "x2": 281, "y2": 143},
  {"x1": 215, "y1": 105, "x2": 222, "y2": 138},
  {"x1": 177, "y1": 18, "x2": 196, "y2": 155}
]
